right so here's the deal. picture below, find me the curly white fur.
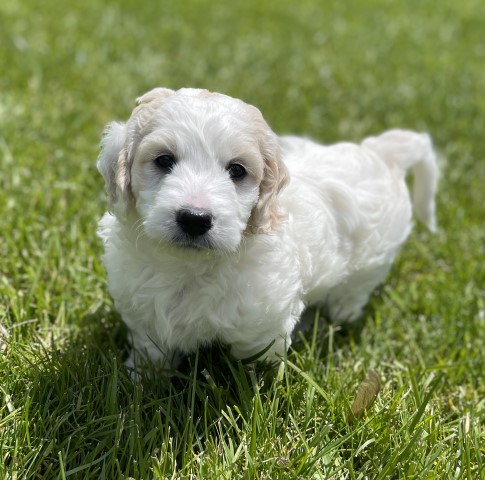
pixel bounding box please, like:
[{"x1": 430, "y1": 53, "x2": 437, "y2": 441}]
[{"x1": 97, "y1": 87, "x2": 437, "y2": 373}]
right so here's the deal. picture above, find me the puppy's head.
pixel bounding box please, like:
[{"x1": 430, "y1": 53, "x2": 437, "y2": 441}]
[{"x1": 97, "y1": 88, "x2": 288, "y2": 253}]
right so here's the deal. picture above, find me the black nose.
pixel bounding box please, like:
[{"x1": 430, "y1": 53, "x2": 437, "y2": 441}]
[{"x1": 176, "y1": 208, "x2": 213, "y2": 237}]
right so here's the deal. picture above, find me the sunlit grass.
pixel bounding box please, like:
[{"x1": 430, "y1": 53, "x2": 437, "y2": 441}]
[{"x1": 1, "y1": 0, "x2": 484, "y2": 478}]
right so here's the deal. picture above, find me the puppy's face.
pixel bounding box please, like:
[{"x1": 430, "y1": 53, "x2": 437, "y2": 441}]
[{"x1": 98, "y1": 88, "x2": 288, "y2": 253}]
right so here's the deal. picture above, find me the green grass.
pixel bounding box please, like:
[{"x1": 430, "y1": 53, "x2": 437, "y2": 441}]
[{"x1": 1, "y1": 0, "x2": 484, "y2": 478}]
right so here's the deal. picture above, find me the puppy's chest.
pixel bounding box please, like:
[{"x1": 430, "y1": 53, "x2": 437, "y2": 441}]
[
  {"x1": 137, "y1": 261, "x2": 245, "y2": 330},
  {"x1": 161, "y1": 275, "x2": 216, "y2": 317}
]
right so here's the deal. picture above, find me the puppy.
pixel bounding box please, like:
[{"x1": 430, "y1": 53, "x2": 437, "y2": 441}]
[{"x1": 97, "y1": 87, "x2": 437, "y2": 374}]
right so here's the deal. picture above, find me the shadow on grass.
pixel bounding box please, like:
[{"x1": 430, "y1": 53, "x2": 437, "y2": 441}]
[{"x1": 18, "y1": 304, "x2": 368, "y2": 478}]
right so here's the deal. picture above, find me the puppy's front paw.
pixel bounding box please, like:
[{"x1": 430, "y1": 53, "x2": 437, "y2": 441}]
[
  {"x1": 124, "y1": 350, "x2": 144, "y2": 384},
  {"x1": 124, "y1": 347, "x2": 182, "y2": 384}
]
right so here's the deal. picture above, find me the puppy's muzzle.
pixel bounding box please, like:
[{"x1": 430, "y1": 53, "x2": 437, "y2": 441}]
[{"x1": 176, "y1": 208, "x2": 213, "y2": 237}]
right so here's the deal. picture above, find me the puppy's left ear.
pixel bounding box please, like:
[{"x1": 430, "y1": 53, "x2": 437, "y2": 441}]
[
  {"x1": 249, "y1": 132, "x2": 289, "y2": 233},
  {"x1": 97, "y1": 121, "x2": 132, "y2": 214}
]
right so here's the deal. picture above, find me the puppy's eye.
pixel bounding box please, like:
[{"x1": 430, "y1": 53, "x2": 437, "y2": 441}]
[
  {"x1": 227, "y1": 163, "x2": 247, "y2": 180},
  {"x1": 154, "y1": 153, "x2": 176, "y2": 172}
]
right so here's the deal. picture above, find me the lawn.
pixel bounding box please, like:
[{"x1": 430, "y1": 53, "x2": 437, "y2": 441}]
[{"x1": 0, "y1": 0, "x2": 484, "y2": 478}]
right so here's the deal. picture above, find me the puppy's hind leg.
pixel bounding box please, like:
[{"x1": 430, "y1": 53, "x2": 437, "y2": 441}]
[{"x1": 325, "y1": 264, "x2": 391, "y2": 323}]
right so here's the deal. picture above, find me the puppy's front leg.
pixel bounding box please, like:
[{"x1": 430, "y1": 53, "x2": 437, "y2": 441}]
[
  {"x1": 124, "y1": 329, "x2": 181, "y2": 382},
  {"x1": 230, "y1": 335, "x2": 290, "y2": 366}
]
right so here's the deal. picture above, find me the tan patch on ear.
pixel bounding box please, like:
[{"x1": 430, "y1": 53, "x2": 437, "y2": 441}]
[
  {"x1": 136, "y1": 87, "x2": 175, "y2": 105},
  {"x1": 249, "y1": 135, "x2": 289, "y2": 234},
  {"x1": 114, "y1": 143, "x2": 134, "y2": 208}
]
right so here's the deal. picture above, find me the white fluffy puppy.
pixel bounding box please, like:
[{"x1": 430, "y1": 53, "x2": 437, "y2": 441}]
[{"x1": 97, "y1": 87, "x2": 437, "y2": 373}]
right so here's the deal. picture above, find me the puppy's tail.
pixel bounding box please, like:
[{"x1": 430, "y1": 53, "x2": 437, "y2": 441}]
[{"x1": 362, "y1": 129, "x2": 438, "y2": 232}]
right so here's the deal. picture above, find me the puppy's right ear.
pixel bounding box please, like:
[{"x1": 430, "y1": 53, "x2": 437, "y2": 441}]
[
  {"x1": 136, "y1": 87, "x2": 175, "y2": 106},
  {"x1": 97, "y1": 88, "x2": 175, "y2": 214},
  {"x1": 97, "y1": 121, "x2": 130, "y2": 212}
]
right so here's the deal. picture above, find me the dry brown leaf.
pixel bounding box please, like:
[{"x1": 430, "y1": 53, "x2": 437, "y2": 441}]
[{"x1": 348, "y1": 369, "x2": 381, "y2": 423}]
